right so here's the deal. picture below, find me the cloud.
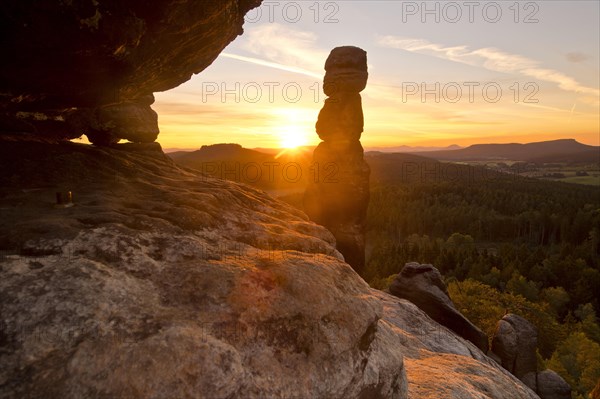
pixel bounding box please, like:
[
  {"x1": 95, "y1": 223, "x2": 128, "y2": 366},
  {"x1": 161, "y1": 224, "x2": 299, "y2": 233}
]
[
  {"x1": 520, "y1": 67, "x2": 596, "y2": 95},
  {"x1": 235, "y1": 23, "x2": 327, "y2": 74},
  {"x1": 377, "y1": 36, "x2": 599, "y2": 97}
]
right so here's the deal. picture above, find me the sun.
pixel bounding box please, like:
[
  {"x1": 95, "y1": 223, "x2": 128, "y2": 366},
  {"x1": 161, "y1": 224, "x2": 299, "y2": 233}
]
[
  {"x1": 279, "y1": 125, "x2": 309, "y2": 149},
  {"x1": 271, "y1": 108, "x2": 314, "y2": 149}
]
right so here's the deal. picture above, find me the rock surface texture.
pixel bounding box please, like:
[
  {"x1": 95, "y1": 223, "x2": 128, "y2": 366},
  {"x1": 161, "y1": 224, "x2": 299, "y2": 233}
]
[
  {"x1": 0, "y1": 140, "x2": 541, "y2": 399},
  {"x1": 304, "y1": 46, "x2": 371, "y2": 275},
  {"x1": 389, "y1": 262, "x2": 490, "y2": 352},
  {"x1": 0, "y1": 0, "x2": 260, "y2": 144}
]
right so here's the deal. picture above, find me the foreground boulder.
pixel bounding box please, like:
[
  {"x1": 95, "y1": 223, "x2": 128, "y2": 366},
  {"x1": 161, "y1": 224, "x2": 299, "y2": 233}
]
[
  {"x1": 0, "y1": 140, "x2": 541, "y2": 398},
  {"x1": 0, "y1": 0, "x2": 261, "y2": 144},
  {"x1": 389, "y1": 262, "x2": 489, "y2": 352},
  {"x1": 0, "y1": 139, "x2": 405, "y2": 398}
]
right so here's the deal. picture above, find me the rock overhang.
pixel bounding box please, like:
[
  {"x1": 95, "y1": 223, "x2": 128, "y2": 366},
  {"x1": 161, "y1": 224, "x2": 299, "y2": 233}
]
[{"x1": 0, "y1": 0, "x2": 262, "y2": 144}]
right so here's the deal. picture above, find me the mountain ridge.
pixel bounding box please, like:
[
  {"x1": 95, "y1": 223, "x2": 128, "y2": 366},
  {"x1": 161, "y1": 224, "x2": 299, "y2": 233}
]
[
  {"x1": 413, "y1": 138, "x2": 598, "y2": 162},
  {"x1": 168, "y1": 139, "x2": 598, "y2": 164},
  {"x1": 367, "y1": 144, "x2": 463, "y2": 153}
]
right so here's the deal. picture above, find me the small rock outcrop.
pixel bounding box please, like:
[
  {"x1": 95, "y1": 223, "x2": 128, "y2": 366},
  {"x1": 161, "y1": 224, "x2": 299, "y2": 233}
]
[
  {"x1": 491, "y1": 313, "x2": 538, "y2": 379},
  {"x1": 304, "y1": 46, "x2": 370, "y2": 275},
  {"x1": 0, "y1": 0, "x2": 261, "y2": 144},
  {"x1": 492, "y1": 314, "x2": 572, "y2": 399},
  {"x1": 389, "y1": 262, "x2": 489, "y2": 352},
  {"x1": 522, "y1": 370, "x2": 572, "y2": 399}
]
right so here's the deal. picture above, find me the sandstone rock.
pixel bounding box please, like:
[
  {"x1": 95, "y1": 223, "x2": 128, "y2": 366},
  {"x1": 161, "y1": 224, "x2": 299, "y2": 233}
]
[
  {"x1": 0, "y1": 140, "x2": 542, "y2": 398},
  {"x1": 522, "y1": 370, "x2": 571, "y2": 399},
  {"x1": 0, "y1": 140, "x2": 406, "y2": 399},
  {"x1": 389, "y1": 262, "x2": 489, "y2": 352},
  {"x1": 305, "y1": 142, "x2": 369, "y2": 225},
  {"x1": 304, "y1": 145, "x2": 370, "y2": 272},
  {"x1": 492, "y1": 314, "x2": 572, "y2": 398},
  {"x1": 323, "y1": 46, "x2": 368, "y2": 97},
  {"x1": 316, "y1": 94, "x2": 364, "y2": 141},
  {"x1": 87, "y1": 97, "x2": 159, "y2": 145},
  {"x1": 0, "y1": 0, "x2": 261, "y2": 143},
  {"x1": 304, "y1": 46, "x2": 370, "y2": 275},
  {"x1": 491, "y1": 313, "x2": 538, "y2": 379},
  {"x1": 375, "y1": 291, "x2": 540, "y2": 399}
]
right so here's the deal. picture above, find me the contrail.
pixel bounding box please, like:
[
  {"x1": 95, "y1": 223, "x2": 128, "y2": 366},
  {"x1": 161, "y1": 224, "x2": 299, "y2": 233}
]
[{"x1": 220, "y1": 53, "x2": 321, "y2": 79}]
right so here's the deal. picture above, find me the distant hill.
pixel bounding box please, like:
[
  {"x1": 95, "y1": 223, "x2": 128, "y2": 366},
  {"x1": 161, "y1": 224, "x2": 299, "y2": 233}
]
[
  {"x1": 250, "y1": 146, "x2": 315, "y2": 155},
  {"x1": 365, "y1": 151, "x2": 506, "y2": 185},
  {"x1": 167, "y1": 143, "x2": 313, "y2": 191},
  {"x1": 168, "y1": 140, "x2": 600, "y2": 194},
  {"x1": 366, "y1": 144, "x2": 462, "y2": 153},
  {"x1": 415, "y1": 139, "x2": 598, "y2": 162},
  {"x1": 169, "y1": 143, "x2": 272, "y2": 163},
  {"x1": 365, "y1": 151, "x2": 440, "y2": 184},
  {"x1": 168, "y1": 143, "x2": 505, "y2": 192}
]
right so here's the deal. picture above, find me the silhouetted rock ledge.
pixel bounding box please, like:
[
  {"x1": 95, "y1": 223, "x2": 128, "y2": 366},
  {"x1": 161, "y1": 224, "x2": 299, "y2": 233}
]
[
  {"x1": 0, "y1": 141, "x2": 539, "y2": 398},
  {"x1": 0, "y1": 0, "x2": 261, "y2": 144}
]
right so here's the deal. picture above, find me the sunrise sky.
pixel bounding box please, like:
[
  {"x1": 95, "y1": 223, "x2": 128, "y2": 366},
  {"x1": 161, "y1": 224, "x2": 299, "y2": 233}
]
[{"x1": 152, "y1": 1, "x2": 600, "y2": 150}]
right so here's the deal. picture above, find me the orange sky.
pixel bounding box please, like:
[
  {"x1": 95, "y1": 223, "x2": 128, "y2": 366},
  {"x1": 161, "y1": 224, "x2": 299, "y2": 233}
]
[{"x1": 150, "y1": 1, "x2": 599, "y2": 150}]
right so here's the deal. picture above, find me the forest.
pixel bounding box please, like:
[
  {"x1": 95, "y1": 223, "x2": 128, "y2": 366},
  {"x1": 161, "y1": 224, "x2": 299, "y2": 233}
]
[{"x1": 365, "y1": 172, "x2": 600, "y2": 399}]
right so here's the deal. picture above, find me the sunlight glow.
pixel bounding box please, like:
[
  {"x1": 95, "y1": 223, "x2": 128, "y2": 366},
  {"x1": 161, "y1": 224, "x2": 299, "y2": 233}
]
[
  {"x1": 270, "y1": 108, "x2": 314, "y2": 149},
  {"x1": 279, "y1": 125, "x2": 309, "y2": 149}
]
